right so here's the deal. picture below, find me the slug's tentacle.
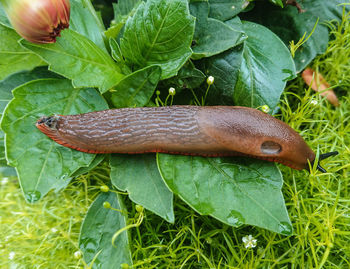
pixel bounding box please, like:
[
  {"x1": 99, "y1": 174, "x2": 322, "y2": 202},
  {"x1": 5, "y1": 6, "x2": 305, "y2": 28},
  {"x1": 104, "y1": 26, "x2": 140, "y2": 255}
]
[
  {"x1": 312, "y1": 151, "x2": 339, "y2": 173},
  {"x1": 35, "y1": 106, "x2": 335, "y2": 172}
]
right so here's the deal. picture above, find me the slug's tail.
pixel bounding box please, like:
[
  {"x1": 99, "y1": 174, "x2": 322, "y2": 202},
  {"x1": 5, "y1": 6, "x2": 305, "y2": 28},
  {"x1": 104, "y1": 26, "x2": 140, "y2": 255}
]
[{"x1": 312, "y1": 151, "x2": 339, "y2": 173}]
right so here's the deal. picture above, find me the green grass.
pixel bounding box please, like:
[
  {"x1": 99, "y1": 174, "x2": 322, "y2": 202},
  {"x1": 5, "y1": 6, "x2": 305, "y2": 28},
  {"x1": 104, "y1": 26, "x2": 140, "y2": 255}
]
[{"x1": 1, "y1": 11, "x2": 350, "y2": 269}]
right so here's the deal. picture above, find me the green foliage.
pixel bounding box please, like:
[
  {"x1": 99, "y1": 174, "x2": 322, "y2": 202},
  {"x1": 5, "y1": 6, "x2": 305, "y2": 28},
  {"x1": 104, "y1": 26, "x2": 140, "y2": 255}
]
[
  {"x1": 233, "y1": 21, "x2": 296, "y2": 110},
  {"x1": 242, "y1": 0, "x2": 349, "y2": 72},
  {"x1": 70, "y1": 0, "x2": 107, "y2": 52},
  {"x1": 0, "y1": 0, "x2": 349, "y2": 268},
  {"x1": 120, "y1": 0, "x2": 195, "y2": 79},
  {"x1": 158, "y1": 154, "x2": 291, "y2": 234},
  {"x1": 190, "y1": 0, "x2": 246, "y2": 59},
  {"x1": 208, "y1": 0, "x2": 249, "y2": 21},
  {"x1": 0, "y1": 24, "x2": 43, "y2": 80},
  {"x1": 79, "y1": 191, "x2": 132, "y2": 268},
  {"x1": 21, "y1": 30, "x2": 124, "y2": 93},
  {"x1": 110, "y1": 65, "x2": 161, "y2": 108},
  {"x1": 1, "y1": 79, "x2": 108, "y2": 202},
  {"x1": 110, "y1": 154, "x2": 174, "y2": 223}
]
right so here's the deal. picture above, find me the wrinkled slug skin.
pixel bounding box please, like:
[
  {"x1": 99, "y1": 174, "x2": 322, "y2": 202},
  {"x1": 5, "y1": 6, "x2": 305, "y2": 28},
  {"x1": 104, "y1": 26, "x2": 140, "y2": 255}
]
[{"x1": 36, "y1": 106, "x2": 316, "y2": 170}]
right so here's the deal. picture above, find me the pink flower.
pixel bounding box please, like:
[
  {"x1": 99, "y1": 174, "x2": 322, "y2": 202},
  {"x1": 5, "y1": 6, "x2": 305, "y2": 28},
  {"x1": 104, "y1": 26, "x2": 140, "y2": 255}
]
[{"x1": 5, "y1": 0, "x2": 70, "y2": 43}]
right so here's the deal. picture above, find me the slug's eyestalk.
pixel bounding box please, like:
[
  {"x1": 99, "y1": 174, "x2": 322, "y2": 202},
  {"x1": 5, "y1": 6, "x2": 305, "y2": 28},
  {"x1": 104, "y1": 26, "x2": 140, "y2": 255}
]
[
  {"x1": 3, "y1": 0, "x2": 70, "y2": 43},
  {"x1": 312, "y1": 151, "x2": 339, "y2": 173}
]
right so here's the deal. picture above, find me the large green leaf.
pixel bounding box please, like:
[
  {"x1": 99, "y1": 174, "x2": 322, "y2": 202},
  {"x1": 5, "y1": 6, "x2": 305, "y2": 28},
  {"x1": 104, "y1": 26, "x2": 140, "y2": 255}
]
[
  {"x1": 1, "y1": 79, "x2": 108, "y2": 202},
  {"x1": 190, "y1": 1, "x2": 246, "y2": 60},
  {"x1": 110, "y1": 65, "x2": 161, "y2": 108},
  {"x1": 0, "y1": 67, "x2": 59, "y2": 166},
  {"x1": 21, "y1": 29, "x2": 124, "y2": 93},
  {"x1": 110, "y1": 154, "x2": 174, "y2": 223},
  {"x1": 242, "y1": 0, "x2": 349, "y2": 72},
  {"x1": 120, "y1": 0, "x2": 195, "y2": 79},
  {"x1": 208, "y1": 0, "x2": 249, "y2": 21},
  {"x1": 0, "y1": 67, "x2": 60, "y2": 114},
  {"x1": 233, "y1": 21, "x2": 296, "y2": 110},
  {"x1": 70, "y1": 0, "x2": 107, "y2": 52},
  {"x1": 0, "y1": 24, "x2": 43, "y2": 81},
  {"x1": 79, "y1": 191, "x2": 132, "y2": 268},
  {"x1": 157, "y1": 154, "x2": 292, "y2": 235}
]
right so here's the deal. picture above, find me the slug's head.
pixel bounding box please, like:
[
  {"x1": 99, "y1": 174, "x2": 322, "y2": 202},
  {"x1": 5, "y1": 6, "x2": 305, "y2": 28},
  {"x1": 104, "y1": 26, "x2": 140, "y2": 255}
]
[
  {"x1": 36, "y1": 115, "x2": 61, "y2": 137},
  {"x1": 199, "y1": 107, "x2": 338, "y2": 172}
]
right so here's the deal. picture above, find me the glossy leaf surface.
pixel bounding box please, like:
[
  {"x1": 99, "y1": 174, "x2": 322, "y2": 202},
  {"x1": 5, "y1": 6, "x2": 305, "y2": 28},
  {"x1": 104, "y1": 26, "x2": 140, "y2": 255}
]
[
  {"x1": 1, "y1": 79, "x2": 108, "y2": 202},
  {"x1": 21, "y1": 29, "x2": 124, "y2": 93},
  {"x1": 110, "y1": 154, "x2": 174, "y2": 223},
  {"x1": 0, "y1": 24, "x2": 43, "y2": 81},
  {"x1": 79, "y1": 191, "x2": 132, "y2": 268},
  {"x1": 208, "y1": 0, "x2": 249, "y2": 21},
  {"x1": 110, "y1": 65, "x2": 161, "y2": 108},
  {"x1": 190, "y1": 1, "x2": 245, "y2": 60},
  {"x1": 120, "y1": 0, "x2": 195, "y2": 79},
  {"x1": 157, "y1": 154, "x2": 292, "y2": 235},
  {"x1": 233, "y1": 21, "x2": 296, "y2": 109}
]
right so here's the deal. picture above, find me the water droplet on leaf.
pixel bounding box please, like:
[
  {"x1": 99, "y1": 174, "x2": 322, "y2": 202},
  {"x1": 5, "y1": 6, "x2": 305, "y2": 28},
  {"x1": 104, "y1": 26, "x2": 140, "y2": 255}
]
[
  {"x1": 25, "y1": 190, "x2": 41, "y2": 203},
  {"x1": 278, "y1": 221, "x2": 293, "y2": 235},
  {"x1": 226, "y1": 210, "x2": 244, "y2": 226}
]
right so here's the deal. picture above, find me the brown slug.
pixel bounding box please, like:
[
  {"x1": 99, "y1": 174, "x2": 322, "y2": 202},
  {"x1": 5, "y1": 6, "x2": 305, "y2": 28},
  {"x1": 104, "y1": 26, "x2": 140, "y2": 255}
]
[{"x1": 36, "y1": 106, "x2": 337, "y2": 172}]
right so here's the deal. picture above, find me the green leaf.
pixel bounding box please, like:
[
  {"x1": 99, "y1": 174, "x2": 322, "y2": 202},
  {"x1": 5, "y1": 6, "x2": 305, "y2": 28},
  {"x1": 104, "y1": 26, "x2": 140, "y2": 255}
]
[
  {"x1": 109, "y1": 38, "x2": 124, "y2": 62},
  {"x1": 157, "y1": 154, "x2": 292, "y2": 235},
  {"x1": 162, "y1": 60, "x2": 206, "y2": 91},
  {"x1": 0, "y1": 67, "x2": 60, "y2": 114},
  {"x1": 269, "y1": 0, "x2": 284, "y2": 7},
  {"x1": 203, "y1": 45, "x2": 243, "y2": 105},
  {"x1": 241, "y1": 0, "x2": 349, "y2": 72},
  {"x1": 0, "y1": 131, "x2": 6, "y2": 166},
  {"x1": 79, "y1": 191, "x2": 133, "y2": 268},
  {"x1": 70, "y1": 0, "x2": 107, "y2": 52},
  {"x1": 1, "y1": 79, "x2": 108, "y2": 202},
  {"x1": 233, "y1": 21, "x2": 296, "y2": 110},
  {"x1": 110, "y1": 154, "x2": 174, "y2": 223},
  {"x1": 105, "y1": 0, "x2": 142, "y2": 39},
  {"x1": 0, "y1": 2, "x2": 11, "y2": 28},
  {"x1": 190, "y1": 1, "x2": 246, "y2": 60},
  {"x1": 208, "y1": 0, "x2": 249, "y2": 21},
  {"x1": 0, "y1": 24, "x2": 43, "y2": 81},
  {"x1": 113, "y1": 0, "x2": 141, "y2": 24},
  {"x1": 0, "y1": 67, "x2": 59, "y2": 167},
  {"x1": 105, "y1": 23, "x2": 124, "y2": 40},
  {"x1": 21, "y1": 29, "x2": 124, "y2": 93},
  {"x1": 120, "y1": 0, "x2": 195, "y2": 79},
  {"x1": 110, "y1": 65, "x2": 161, "y2": 108},
  {"x1": 71, "y1": 154, "x2": 106, "y2": 178}
]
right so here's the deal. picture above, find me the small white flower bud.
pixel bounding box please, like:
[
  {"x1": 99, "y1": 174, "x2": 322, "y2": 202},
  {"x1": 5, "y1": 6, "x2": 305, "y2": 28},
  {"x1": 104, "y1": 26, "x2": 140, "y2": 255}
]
[
  {"x1": 261, "y1": 105, "x2": 270, "y2": 113},
  {"x1": 310, "y1": 99, "x2": 318, "y2": 106},
  {"x1": 207, "y1": 76, "x2": 214, "y2": 85},
  {"x1": 1, "y1": 177, "x2": 9, "y2": 185},
  {"x1": 74, "y1": 250, "x2": 82, "y2": 259},
  {"x1": 169, "y1": 87, "x2": 176, "y2": 96},
  {"x1": 9, "y1": 251, "x2": 15, "y2": 260}
]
